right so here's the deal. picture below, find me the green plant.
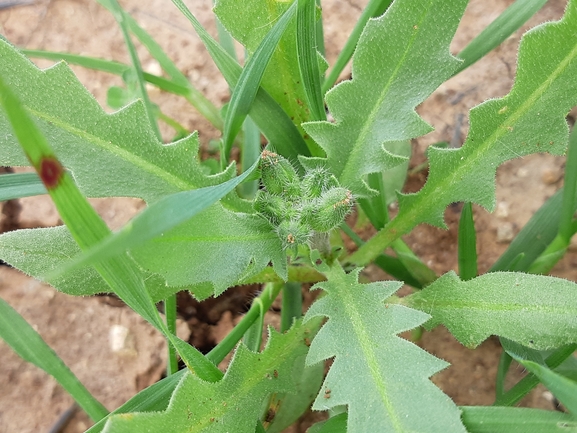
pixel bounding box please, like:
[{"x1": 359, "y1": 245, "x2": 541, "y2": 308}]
[{"x1": 1, "y1": 0, "x2": 577, "y2": 431}]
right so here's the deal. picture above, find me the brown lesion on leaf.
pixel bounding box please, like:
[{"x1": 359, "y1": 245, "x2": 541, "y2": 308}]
[{"x1": 38, "y1": 156, "x2": 64, "y2": 189}]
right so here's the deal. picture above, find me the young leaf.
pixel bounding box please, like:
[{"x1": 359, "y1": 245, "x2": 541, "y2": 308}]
[
  {"x1": 102, "y1": 319, "x2": 319, "y2": 433},
  {"x1": 302, "y1": 0, "x2": 468, "y2": 197},
  {"x1": 407, "y1": 271, "x2": 577, "y2": 350},
  {"x1": 0, "y1": 297, "x2": 108, "y2": 421},
  {"x1": 0, "y1": 39, "x2": 230, "y2": 204},
  {"x1": 351, "y1": 0, "x2": 577, "y2": 265},
  {"x1": 305, "y1": 266, "x2": 466, "y2": 433}
]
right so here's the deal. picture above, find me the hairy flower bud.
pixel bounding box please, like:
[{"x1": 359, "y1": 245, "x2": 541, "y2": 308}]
[
  {"x1": 302, "y1": 168, "x2": 339, "y2": 198},
  {"x1": 308, "y1": 187, "x2": 353, "y2": 232},
  {"x1": 276, "y1": 219, "x2": 312, "y2": 251},
  {"x1": 254, "y1": 190, "x2": 287, "y2": 226},
  {"x1": 260, "y1": 150, "x2": 301, "y2": 198}
]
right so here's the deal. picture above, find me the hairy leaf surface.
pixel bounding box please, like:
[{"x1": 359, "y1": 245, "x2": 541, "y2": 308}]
[
  {"x1": 305, "y1": 266, "x2": 466, "y2": 433},
  {"x1": 302, "y1": 0, "x2": 468, "y2": 196},
  {"x1": 0, "y1": 39, "x2": 230, "y2": 203},
  {"x1": 351, "y1": 0, "x2": 577, "y2": 265},
  {"x1": 130, "y1": 206, "x2": 286, "y2": 299},
  {"x1": 102, "y1": 319, "x2": 319, "y2": 433},
  {"x1": 407, "y1": 271, "x2": 577, "y2": 350}
]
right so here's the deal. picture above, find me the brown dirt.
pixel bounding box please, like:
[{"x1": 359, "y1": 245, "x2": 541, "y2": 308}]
[{"x1": 0, "y1": 0, "x2": 575, "y2": 432}]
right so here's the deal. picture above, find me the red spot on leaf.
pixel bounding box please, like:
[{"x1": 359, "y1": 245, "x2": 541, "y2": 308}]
[{"x1": 39, "y1": 157, "x2": 64, "y2": 189}]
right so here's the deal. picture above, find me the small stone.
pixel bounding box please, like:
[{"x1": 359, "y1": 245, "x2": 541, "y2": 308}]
[
  {"x1": 495, "y1": 201, "x2": 509, "y2": 219},
  {"x1": 496, "y1": 222, "x2": 515, "y2": 243},
  {"x1": 541, "y1": 169, "x2": 561, "y2": 185}
]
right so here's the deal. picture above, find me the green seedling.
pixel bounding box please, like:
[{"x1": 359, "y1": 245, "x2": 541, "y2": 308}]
[{"x1": 1, "y1": 0, "x2": 577, "y2": 432}]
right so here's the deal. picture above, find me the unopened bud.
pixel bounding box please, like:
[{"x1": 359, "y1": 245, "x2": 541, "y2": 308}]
[
  {"x1": 309, "y1": 187, "x2": 353, "y2": 232},
  {"x1": 302, "y1": 168, "x2": 339, "y2": 198},
  {"x1": 254, "y1": 190, "x2": 287, "y2": 226},
  {"x1": 260, "y1": 150, "x2": 301, "y2": 198},
  {"x1": 276, "y1": 219, "x2": 312, "y2": 250}
]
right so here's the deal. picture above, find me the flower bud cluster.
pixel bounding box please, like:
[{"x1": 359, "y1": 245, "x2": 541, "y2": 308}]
[{"x1": 254, "y1": 150, "x2": 353, "y2": 252}]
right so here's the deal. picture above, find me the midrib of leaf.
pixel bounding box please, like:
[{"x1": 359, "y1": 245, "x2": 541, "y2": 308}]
[
  {"x1": 417, "y1": 299, "x2": 576, "y2": 315},
  {"x1": 350, "y1": 25, "x2": 577, "y2": 266},
  {"x1": 339, "y1": 284, "x2": 403, "y2": 431},
  {"x1": 26, "y1": 107, "x2": 192, "y2": 192},
  {"x1": 341, "y1": 3, "x2": 430, "y2": 186},
  {"x1": 155, "y1": 231, "x2": 278, "y2": 243}
]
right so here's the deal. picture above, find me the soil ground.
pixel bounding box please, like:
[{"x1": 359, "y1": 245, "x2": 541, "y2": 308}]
[{"x1": 0, "y1": 0, "x2": 575, "y2": 432}]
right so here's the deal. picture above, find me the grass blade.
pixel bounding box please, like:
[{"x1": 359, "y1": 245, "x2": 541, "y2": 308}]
[
  {"x1": 170, "y1": 0, "x2": 309, "y2": 162},
  {"x1": 221, "y1": 0, "x2": 297, "y2": 165},
  {"x1": 322, "y1": 0, "x2": 393, "y2": 93},
  {"x1": 0, "y1": 172, "x2": 46, "y2": 200},
  {"x1": 460, "y1": 406, "x2": 577, "y2": 433},
  {"x1": 519, "y1": 360, "x2": 577, "y2": 414},
  {"x1": 454, "y1": 0, "x2": 548, "y2": 75},
  {"x1": 0, "y1": 297, "x2": 108, "y2": 421},
  {"x1": 559, "y1": 126, "x2": 577, "y2": 241},
  {"x1": 22, "y1": 49, "x2": 223, "y2": 130},
  {"x1": 239, "y1": 116, "x2": 260, "y2": 199},
  {"x1": 0, "y1": 74, "x2": 222, "y2": 382},
  {"x1": 105, "y1": 0, "x2": 161, "y2": 140},
  {"x1": 296, "y1": 0, "x2": 325, "y2": 121},
  {"x1": 458, "y1": 202, "x2": 478, "y2": 280}
]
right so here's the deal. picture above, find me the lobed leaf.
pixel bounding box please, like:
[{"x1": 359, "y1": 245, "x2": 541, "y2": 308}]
[
  {"x1": 302, "y1": 0, "x2": 468, "y2": 197},
  {"x1": 0, "y1": 39, "x2": 229, "y2": 204},
  {"x1": 102, "y1": 319, "x2": 319, "y2": 433},
  {"x1": 130, "y1": 205, "x2": 287, "y2": 299},
  {"x1": 305, "y1": 266, "x2": 466, "y2": 433},
  {"x1": 351, "y1": 0, "x2": 577, "y2": 265},
  {"x1": 407, "y1": 271, "x2": 577, "y2": 350}
]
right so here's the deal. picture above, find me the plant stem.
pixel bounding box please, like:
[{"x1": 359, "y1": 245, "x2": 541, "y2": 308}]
[
  {"x1": 164, "y1": 295, "x2": 179, "y2": 376},
  {"x1": 207, "y1": 282, "x2": 283, "y2": 364},
  {"x1": 281, "y1": 282, "x2": 303, "y2": 332}
]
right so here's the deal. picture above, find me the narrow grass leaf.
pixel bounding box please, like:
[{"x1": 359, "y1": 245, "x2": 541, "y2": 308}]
[
  {"x1": 305, "y1": 265, "x2": 466, "y2": 433},
  {"x1": 221, "y1": 1, "x2": 297, "y2": 164},
  {"x1": 0, "y1": 40, "x2": 230, "y2": 204},
  {"x1": 104, "y1": 0, "x2": 161, "y2": 140},
  {"x1": 171, "y1": 0, "x2": 309, "y2": 161},
  {"x1": 407, "y1": 271, "x2": 577, "y2": 350},
  {"x1": 296, "y1": 0, "x2": 325, "y2": 121},
  {"x1": 494, "y1": 343, "x2": 577, "y2": 406},
  {"x1": 0, "y1": 172, "x2": 45, "y2": 200},
  {"x1": 322, "y1": 0, "x2": 393, "y2": 93},
  {"x1": 0, "y1": 297, "x2": 108, "y2": 421},
  {"x1": 303, "y1": 0, "x2": 467, "y2": 197},
  {"x1": 102, "y1": 320, "x2": 319, "y2": 433},
  {"x1": 460, "y1": 406, "x2": 577, "y2": 433},
  {"x1": 0, "y1": 73, "x2": 222, "y2": 382},
  {"x1": 351, "y1": 1, "x2": 577, "y2": 265},
  {"x1": 22, "y1": 48, "x2": 223, "y2": 130},
  {"x1": 215, "y1": 0, "x2": 322, "y2": 156},
  {"x1": 239, "y1": 116, "x2": 260, "y2": 198},
  {"x1": 491, "y1": 189, "x2": 564, "y2": 272},
  {"x1": 458, "y1": 202, "x2": 478, "y2": 280},
  {"x1": 47, "y1": 159, "x2": 259, "y2": 280},
  {"x1": 86, "y1": 370, "x2": 186, "y2": 433},
  {"x1": 519, "y1": 361, "x2": 577, "y2": 415},
  {"x1": 454, "y1": 0, "x2": 548, "y2": 75}
]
